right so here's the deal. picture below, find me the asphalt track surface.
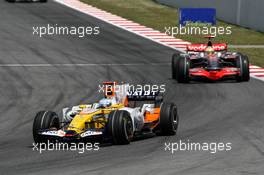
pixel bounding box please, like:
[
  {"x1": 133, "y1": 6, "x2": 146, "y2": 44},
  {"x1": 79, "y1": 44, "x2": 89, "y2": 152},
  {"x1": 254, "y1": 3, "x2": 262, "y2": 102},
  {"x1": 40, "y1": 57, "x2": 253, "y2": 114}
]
[{"x1": 1, "y1": 1, "x2": 264, "y2": 175}]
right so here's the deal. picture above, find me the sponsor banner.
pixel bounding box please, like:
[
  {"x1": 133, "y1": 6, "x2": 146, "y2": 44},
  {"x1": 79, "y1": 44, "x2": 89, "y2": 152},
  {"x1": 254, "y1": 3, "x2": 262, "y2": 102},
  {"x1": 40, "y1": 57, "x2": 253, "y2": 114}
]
[{"x1": 180, "y1": 8, "x2": 216, "y2": 26}]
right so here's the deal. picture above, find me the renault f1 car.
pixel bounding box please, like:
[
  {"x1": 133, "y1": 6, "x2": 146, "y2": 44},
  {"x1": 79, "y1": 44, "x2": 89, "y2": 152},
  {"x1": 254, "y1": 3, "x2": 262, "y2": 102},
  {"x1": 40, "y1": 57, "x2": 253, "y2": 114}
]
[
  {"x1": 33, "y1": 82, "x2": 179, "y2": 145},
  {"x1": 172, "y1": 36, "x2": 250, "y2": 83}
]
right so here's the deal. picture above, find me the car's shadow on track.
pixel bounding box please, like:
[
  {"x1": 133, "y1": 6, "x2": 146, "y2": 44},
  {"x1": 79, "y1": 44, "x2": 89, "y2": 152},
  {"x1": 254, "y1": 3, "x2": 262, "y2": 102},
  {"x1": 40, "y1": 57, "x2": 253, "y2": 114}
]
[
  {"x1": 100, "y1": 133, "x2": 156, "y2": 147},
  {"x1": 27, "y1": 133, "x2": 160, "y2": 150},
  {"x1": 169, "y1": 78, "x2": 242, "y2": 85}
]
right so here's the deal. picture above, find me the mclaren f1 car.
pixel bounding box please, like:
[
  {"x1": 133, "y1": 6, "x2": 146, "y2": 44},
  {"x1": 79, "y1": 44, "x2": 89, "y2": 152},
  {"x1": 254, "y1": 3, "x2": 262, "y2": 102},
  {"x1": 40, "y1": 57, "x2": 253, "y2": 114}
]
[
  {"x1": 33, "y1": 82, "x2": 179, "y2": 145},
  {"x1": 172, "y1": 36, "x2": 250, "y2": 83}
]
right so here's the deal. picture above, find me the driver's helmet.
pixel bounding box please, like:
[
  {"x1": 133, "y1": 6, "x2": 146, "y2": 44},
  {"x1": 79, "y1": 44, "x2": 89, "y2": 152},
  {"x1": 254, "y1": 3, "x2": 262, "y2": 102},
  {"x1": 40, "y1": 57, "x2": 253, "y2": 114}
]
[
  {"x1": 98, "y1": 98, "x2": 113, "y2": 108},
  {"x1": 205, "y1": 46, "x2": 214, "y2": 55}
]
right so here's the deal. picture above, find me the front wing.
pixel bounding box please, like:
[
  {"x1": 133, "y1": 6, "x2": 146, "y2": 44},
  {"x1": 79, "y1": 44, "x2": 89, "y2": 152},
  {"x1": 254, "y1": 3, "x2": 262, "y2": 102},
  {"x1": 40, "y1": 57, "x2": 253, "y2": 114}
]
[{"x1": 189, "y1": 67, "x2": 239, "y2": 80}]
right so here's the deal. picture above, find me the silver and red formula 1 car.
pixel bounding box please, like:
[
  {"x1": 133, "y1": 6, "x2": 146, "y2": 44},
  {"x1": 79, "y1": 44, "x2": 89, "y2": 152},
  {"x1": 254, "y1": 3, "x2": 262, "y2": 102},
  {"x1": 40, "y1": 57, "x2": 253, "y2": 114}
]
[{"x1": 172, "y1": 36, "x2": 250, "y2": 83}]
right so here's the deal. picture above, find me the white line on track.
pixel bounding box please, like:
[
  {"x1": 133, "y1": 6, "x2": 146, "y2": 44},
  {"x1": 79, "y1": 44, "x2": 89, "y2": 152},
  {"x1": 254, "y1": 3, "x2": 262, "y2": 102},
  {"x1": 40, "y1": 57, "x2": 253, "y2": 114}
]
[{"x1": 0, "y1": 63, "x2": 170, "y2": 67}]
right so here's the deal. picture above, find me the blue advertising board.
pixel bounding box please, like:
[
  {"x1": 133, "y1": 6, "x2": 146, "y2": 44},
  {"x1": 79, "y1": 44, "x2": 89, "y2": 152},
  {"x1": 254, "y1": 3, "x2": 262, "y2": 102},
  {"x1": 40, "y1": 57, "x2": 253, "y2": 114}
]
[{"x1": 179, "y1": 8, "x2": 216, "y2": 25}]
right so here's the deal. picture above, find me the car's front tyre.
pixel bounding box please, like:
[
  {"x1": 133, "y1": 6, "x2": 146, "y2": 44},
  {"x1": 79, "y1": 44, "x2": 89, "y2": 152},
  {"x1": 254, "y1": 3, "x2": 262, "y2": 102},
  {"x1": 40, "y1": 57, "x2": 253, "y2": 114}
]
[
  {"x1": 177, "y1": 56, "x2": 190, "y2": 83},
  {"x1": 236, "y1": 54, "x2": 250, "y2": 82},
  {"x1": 33, "y1": 111, "x2": 60, "y2": 143},
  {"x1": 172, "y1": 53, "x2": 180, "y2": 79},
  {"x1": 107, "y1": 110, "x2": 133, "y2": 144}
]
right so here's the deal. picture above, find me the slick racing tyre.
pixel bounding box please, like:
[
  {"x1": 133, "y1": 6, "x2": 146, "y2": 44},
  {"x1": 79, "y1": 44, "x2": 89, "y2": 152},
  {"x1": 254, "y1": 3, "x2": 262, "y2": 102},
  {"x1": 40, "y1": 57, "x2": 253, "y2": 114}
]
[
  {"x1": 40, "y1": 0, "x2": 48, "y2": 2},
  {"x1": 171, "y1": 53, "x2": 180, "y2": 79},
  {"x1": 33, "y1": 111, "x2": 60, "y2": 143},
  {"x1": 159, "y1": 103, "x2": 179, "y2": 135},
  {"x1": 236, "y1": 54, "x2": 250, "y2": 82},
  {"x1": 177, "y1": 56, "x2": 190, "y2": 83},
  {"x1": 107, "y1": 110, "x2": 133, "y2": 145}
]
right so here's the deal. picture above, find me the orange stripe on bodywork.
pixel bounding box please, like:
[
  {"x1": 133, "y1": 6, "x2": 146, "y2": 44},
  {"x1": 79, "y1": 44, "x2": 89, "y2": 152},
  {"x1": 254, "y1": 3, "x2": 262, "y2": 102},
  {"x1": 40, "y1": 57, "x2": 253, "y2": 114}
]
[{"x1": 144, "y1": 108, "x2": 160, "y2": 123}]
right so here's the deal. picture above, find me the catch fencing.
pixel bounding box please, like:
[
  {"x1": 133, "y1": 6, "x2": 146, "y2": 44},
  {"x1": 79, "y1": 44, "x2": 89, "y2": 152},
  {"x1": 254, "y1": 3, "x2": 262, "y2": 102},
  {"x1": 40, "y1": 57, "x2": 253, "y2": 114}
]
[{"x1": 156, "y1": 0, "x2": 264, "y2": 32}]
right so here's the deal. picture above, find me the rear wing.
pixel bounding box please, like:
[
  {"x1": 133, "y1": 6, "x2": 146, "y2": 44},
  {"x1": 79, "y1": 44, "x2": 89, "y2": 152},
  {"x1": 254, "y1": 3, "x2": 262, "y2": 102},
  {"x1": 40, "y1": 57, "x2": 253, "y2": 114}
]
[
  {"x1": 127, "y1": 91, "x2": 163, "y2": 101},
  {"x1": 187, "y1": 43, "x2": 227, "y2": 52},
  {"x1": 101, "y1": 82, "x2": 163, "y2": 104}
]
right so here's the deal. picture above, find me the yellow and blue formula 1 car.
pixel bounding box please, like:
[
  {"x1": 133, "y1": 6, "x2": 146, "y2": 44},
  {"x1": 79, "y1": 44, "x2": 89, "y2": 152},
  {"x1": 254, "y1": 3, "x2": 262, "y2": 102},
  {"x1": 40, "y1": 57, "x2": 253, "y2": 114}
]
[{"x1": 33, "y1": 82, "x2": 179, "y2": 145}]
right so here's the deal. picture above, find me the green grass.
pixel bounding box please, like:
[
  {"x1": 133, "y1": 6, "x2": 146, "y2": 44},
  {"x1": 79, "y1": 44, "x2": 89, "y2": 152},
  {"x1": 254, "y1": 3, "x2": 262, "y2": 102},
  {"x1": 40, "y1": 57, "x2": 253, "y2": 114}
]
[{"x1": 81, "y1": 0, "x2": 264, "y2": 66}]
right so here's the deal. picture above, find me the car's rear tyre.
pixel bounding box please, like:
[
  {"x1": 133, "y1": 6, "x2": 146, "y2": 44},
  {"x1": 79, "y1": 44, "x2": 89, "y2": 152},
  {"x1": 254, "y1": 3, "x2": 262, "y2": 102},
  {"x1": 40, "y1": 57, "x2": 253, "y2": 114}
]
[
  {"x1": 107, "y1": 110, "x2": 133, "y2": 144},
  {"x1": 177, "y1": 56, "x2": 190, "y2": 83},
  {"x1": 171, "y1": 53, "x2": 180, "y2": 79},
  {"x1": 159, "y1": 103, "x2": 179, "y2": 135},
  {"x1": 236, "y1": 54, "x2": 250, "y2": 82},
  {"x1": 6, "y1": 0, "x2": 16, "y2": 2},
  {"x1": 40, "y1": 0, "x2": 48, "y2": 2},
  {"x1": 33, "y1": 111, "x2": 60, "y2": 143}
]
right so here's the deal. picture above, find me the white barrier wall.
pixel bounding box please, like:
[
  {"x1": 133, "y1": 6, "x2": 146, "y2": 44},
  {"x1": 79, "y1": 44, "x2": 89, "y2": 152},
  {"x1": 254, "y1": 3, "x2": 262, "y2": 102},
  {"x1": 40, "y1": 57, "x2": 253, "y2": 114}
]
[{"x1": 156, "y1": 0, "x2": 264, "y2": 32}]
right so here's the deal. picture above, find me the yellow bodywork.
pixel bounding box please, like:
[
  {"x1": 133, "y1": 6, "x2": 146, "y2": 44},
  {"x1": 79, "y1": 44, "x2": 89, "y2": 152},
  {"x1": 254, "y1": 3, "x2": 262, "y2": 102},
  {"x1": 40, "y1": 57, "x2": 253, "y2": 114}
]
[{"x1": 67, "y1": 103, "x2": 124, "y2": 134}]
